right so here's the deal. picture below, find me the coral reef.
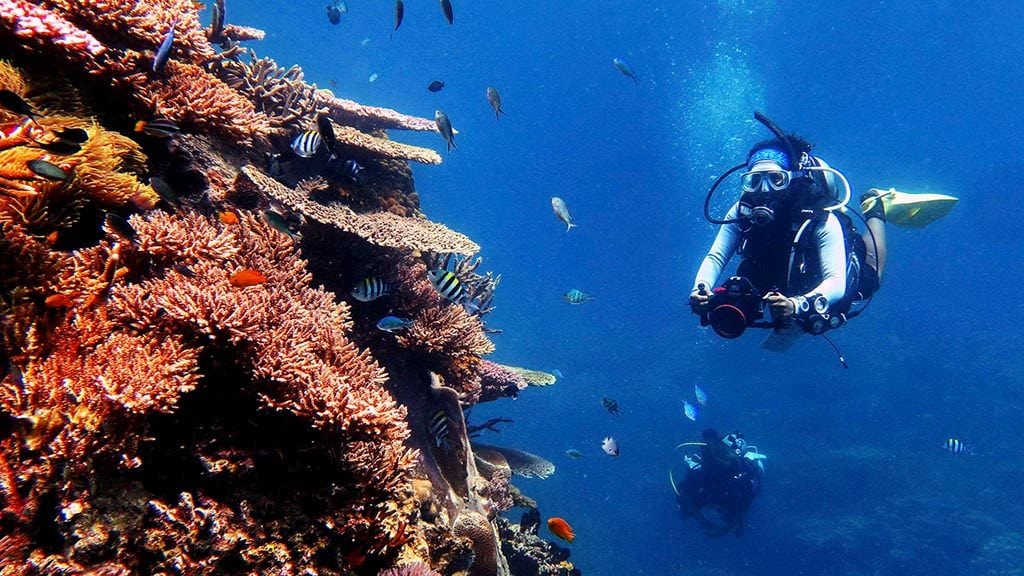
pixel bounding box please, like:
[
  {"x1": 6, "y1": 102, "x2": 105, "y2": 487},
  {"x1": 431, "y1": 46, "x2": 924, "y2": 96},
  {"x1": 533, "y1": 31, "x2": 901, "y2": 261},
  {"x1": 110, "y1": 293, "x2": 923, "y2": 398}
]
[{"x1": 0, "y1": 3, "x2": 573, "y2": 575}]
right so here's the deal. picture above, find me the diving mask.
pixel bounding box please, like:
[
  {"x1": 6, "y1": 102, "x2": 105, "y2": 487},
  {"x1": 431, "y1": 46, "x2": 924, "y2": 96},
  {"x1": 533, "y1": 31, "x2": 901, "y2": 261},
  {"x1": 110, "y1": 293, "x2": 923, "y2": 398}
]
[{"x1": 740, "y1": 168, "x2": 797, "y2": 193}]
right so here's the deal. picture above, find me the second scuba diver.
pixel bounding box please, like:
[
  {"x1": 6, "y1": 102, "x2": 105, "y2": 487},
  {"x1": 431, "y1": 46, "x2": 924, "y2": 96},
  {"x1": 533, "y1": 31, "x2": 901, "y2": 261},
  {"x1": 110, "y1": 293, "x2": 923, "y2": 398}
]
[
  {"x1": 675, "y1": 429, "x2": 766, "y2": 538},
  {"x1": 689, "y1": 112, "x2": 957, "y2": 345}
]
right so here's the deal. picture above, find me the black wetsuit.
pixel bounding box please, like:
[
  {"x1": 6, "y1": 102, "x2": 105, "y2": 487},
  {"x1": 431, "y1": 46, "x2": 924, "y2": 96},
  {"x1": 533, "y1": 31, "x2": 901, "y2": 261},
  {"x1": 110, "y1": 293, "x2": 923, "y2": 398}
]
[{"x1": 678, "y1": 435, "x2": 763, "y2": 538}]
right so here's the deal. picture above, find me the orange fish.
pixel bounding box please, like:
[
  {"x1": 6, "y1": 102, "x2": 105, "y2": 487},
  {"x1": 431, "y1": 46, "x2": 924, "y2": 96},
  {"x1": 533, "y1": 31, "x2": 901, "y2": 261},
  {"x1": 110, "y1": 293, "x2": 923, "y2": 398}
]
[
  {"x1": 44, "y1": 293, "x2": 73, "y2": 308},
  {"x1": 218, "y1": 210, "x2": 239, "y2": 225},
  {"x1": 547, "y1": 517, "x2": 575, "y2": 544},
  {"x1": 230, "y1": 269, "x2": 267, "y2": 287},
  {"x1": 45, "y1": 231, "x2": 59, "y2": 245}
]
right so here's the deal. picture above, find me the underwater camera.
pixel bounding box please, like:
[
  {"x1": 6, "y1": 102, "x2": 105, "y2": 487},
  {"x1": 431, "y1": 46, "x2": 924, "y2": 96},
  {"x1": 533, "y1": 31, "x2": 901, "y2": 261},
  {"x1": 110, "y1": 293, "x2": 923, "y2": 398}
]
[{"x1": 699, "y1": 276, "x2": 765, "y2": 339}]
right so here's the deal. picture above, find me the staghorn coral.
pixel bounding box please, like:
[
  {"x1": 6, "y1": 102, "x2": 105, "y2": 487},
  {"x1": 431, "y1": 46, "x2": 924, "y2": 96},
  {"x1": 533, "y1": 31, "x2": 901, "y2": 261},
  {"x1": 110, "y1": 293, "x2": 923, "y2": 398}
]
[
  {"x1": 213, "y1": 47, "x2": 316, "y2": 128},
  {"x1": 238, "y1": 165, "x2": 480, "y2": 255},
  {"x1": 478, "y1": 360, "x2": 528, "y2": 402},
  {"x1": 0, "y1": 211, "x2": 419, "y2": 573}
]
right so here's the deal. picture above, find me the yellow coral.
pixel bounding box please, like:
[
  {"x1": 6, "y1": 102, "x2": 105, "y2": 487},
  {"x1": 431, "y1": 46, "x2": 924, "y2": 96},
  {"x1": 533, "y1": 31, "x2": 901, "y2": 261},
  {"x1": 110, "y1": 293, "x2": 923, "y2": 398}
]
[{"x1": 0, "y1": 60, "x2": 27, "y2": 95}]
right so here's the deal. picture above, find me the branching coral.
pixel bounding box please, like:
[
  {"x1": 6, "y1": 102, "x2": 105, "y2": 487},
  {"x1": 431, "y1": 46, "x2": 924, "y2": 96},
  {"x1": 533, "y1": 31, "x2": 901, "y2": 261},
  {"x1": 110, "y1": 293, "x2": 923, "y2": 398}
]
[
  {"x1": 478, "y1": 360, "x2": 528, "y2": 402},
  {"x1": 213, "y1": 47, "x2": 317, "y2": 128},
  {"x1": 0, "y1": 211, "x2": 418, "y2": 573}
]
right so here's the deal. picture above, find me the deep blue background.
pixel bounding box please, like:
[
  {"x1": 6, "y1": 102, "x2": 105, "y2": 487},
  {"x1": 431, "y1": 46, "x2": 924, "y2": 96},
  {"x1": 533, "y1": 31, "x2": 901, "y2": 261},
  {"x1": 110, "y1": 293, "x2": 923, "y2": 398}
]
[{"x1": 227, "y1": 1, "x2": 1023, "y2": 574}]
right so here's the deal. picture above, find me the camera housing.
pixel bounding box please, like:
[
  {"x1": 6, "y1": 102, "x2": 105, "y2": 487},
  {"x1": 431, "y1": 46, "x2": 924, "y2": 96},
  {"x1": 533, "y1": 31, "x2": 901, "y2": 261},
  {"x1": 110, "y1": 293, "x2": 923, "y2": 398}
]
[{"x1": 700, "y1": 276, "x2": 765, "y2": 338}]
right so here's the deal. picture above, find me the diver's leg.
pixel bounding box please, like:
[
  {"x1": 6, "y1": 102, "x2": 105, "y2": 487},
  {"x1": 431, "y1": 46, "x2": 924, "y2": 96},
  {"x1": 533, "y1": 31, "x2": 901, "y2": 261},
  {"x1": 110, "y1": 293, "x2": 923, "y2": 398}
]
[
  {"x1": 860, "y1": 190, "x2": 889, "y2": 282},
  {"x1": 863, "y1": 218, "x2": 887, "y2": 281}
]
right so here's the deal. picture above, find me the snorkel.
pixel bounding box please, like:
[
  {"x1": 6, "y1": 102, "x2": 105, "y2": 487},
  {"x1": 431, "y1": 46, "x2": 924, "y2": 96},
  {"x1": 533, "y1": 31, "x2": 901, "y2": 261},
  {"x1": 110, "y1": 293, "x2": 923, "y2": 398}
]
[{"x1": 702, "y1": 111, "x2": 852, "y2": 224}]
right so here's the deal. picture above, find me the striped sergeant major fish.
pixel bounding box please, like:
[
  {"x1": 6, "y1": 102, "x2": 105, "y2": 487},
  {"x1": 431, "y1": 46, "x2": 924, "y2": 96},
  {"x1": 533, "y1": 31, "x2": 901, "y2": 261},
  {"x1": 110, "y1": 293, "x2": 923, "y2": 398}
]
[
  {"x1": 429, "y1": 408, "x2": 450, "y2": 447},
  {"x1": 291, "y1": 130, "x2": 323, "y2": 158},
  {"x1": 427, "y1": 269, "x2": 465, "y2": 303},
  {"x1": 351, "y1": 277, "x2": 390, "y2": 302},
  {"x1": 563, "y1": 288, "x2": 592, "y2": 304},
  {"x1": 942, "y1": 437, "x2": 972, "y2": 455}
]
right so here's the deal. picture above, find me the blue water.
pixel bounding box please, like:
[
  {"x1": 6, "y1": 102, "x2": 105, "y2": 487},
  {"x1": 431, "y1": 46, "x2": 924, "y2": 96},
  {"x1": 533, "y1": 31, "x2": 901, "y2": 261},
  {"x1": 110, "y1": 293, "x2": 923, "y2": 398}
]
[{"x1": 231, "y1": 2, "x2": 1023, "y2": 574}]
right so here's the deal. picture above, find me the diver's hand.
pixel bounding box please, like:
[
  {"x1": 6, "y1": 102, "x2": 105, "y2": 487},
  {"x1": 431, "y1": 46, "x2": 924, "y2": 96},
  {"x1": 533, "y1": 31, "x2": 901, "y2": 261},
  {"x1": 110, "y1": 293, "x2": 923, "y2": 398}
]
[
  {"x1": 763, "y1": 291, "x2": 794, "y2": 320},
  {"x1": 689, "y1": 289, "x2": 711, "y2": 314}
]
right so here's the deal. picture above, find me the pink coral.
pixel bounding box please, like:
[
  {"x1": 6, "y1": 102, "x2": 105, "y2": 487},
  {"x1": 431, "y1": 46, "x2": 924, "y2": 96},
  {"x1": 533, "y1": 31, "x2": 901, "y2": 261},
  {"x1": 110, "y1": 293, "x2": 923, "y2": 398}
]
[
  {"x1": 379, "y1": 562, "x2": 442, "y2": 576},
  {"x1": 479, "y1": 360, "x2": 529, "y2": 402}
]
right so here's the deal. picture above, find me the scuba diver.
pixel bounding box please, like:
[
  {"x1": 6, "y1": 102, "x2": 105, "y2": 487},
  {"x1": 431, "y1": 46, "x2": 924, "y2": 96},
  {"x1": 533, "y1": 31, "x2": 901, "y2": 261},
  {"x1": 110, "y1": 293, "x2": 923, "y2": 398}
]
[
  {"x1": 689, "y1": 112, "x2": 957, "y2": 354},
  {"x1": 673, "y1": 429, "x2": 766, "y2": 538}
]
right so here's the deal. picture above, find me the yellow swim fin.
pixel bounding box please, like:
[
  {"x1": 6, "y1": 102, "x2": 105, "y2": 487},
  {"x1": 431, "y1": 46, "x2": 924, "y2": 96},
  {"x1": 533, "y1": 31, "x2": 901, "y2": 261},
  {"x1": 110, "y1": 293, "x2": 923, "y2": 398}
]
[{"x1": 862, "y1": 187, "x2": 958, "y2": 228}]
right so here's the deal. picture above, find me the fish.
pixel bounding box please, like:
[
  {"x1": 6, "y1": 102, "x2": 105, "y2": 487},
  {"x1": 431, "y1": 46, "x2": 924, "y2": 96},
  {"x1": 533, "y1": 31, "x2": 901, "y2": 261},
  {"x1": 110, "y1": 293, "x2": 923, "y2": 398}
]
[
  {"x1": 153, "y1": 18, "x2": 178, "y2": 72},
  {"x1": 263, "y1": 210, "x2": 299, "y2": 238},
  {"x1": 613, "y1": 57, "x2": 639, "y2": 84},
  {"x1": 135, "y1": 117, "x2": 180, "y2": 138},
  {"x1": 563, "y1": 289, "x2": 592, "y2": 305},
  {"x1": 44, "y1": 293, "x2": 74, "y2": 309},
  {"x1": 0, "y1": 89, "x2": 39, "y2": 119},
  {"x1": 550, "y1": 197, "x2": 576, "y2": 231},
  {"x1": 485, "y1": 87, "x2": 505, "y2": 119},
  {"x1": 32, "y1": 139, "x2": 81, "y2": 155},
  {"x1": 942, "y1": 438, "x2": 972, "y2": 455},
  {"x1": 326, "y1": 0, "x2": 347, "y2": 25},
  {"x1": 376, "y1": 315, "x2": 413, "y2": 333},
  {"x1": 104, "y1": 213, "x2": 137, "y2": 244},
  {"x1": 368, "y1": 72, "x2": 379, "y2": 83},
  {"x1": 683, "y1": 400, "x2": 699, "y2": 422},
  {"x1": 391, "y1": 0, "x2": 404, "y2": 39},
  {"x1": 291, "y1": 130, "x2": 323, "y2": 158},
  {"x1": 427, "y1": 80, "x2": 445, "y2": 92},
  {"x1": 209, "y1": 0, "x2": 225, "y2": 42},
  {"x1": 434, "y1": 109, "x2": 456, "y2": 152},
  {"x1": 565, "y1": 449, "x2": 583, "y2": 459},
  {"x1": 439, "y1": 0, "x2": 454, "y2": 25},
  {"x1": 351, "y1": 277, "x2": 390, "y2": 302},
  {"x1": 427, "y1": 269, "x2": 465, "y2": 302},
  {"x1": 230, "y1": 269, "x2": 268, "y2": 288},
  {"x1": 360, "y1": 37, "x2": 371, "y2": 48},
  {"x1": 547, "y1": 517, "x2": 576, "y2": 543},
  {"x1": 149, "y1": 177, "x2": 181, "y2": 209},
  {"x1": 265, "y1": 152, "x2": 283, "y2": 177},
  {"x1": 218, "y1": 210, "x2": 239, "y2": 225},
  {"x1": 316, "y1": 114, "x2": 338, "y2": 160},
  {"x1": 428, "y1": 408, "x2": 450, "y2": 447},
  {"x1": 52, "y1": 127, "x2": 88, "y2": 143},
  {"x1": 27, "y1": 159, "x2": 67, "y2": 181},
  {"x1": 601, "y1": 397, "x2": 620, "y2": 416},
  {"x1": 694, "y1": 384, "x2": 708, "y2": 407},
  {"x1": 341, "y1": 159, "x2": 364, "y2": 182},
  {"x1": 601, "y1": 436, "x2": 619, "y2": 457}
]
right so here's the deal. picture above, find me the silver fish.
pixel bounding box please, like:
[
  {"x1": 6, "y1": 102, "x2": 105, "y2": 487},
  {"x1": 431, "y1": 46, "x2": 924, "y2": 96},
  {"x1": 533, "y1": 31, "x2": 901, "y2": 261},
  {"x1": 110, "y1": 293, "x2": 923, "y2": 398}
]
[
  {"x1": 601, "y1": 436, "x2": 619, "y2": 457},
  {"x1": 694, "y1": 384, "x2": 708, "y2": 407},
  {"x1": 486, "y1": 87, "x2": 505, "y2": 119},
  {"x1": 683, "y1": 400, "x2": 699, "y2": 422},
  {"x1": 550, "y1": 197, "x2": 576, "y2": 231},
  {"x1": 153, "y1": 18, "x2": 178, "y2": 72},
  {"x1": 434, "y1": 109, "x2": 456, "y2": 152},
  {"x1": 565, "y1": 449, "x2": 584, "y2": 459},
  {"x1": 291, "y1": 130, "x2": 323, "y2": 158},
  {"x1": 352, "y1": 277, "x2": 390, "y2": 302},
  {"x1": 613, "y1": 57, "x2": 639, "y2": 84}
]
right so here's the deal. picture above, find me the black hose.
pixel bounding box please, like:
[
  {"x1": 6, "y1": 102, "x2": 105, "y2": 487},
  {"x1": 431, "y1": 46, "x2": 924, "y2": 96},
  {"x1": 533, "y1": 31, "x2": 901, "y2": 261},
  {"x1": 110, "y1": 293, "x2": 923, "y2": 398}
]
[{"x1": 703, "y1": 163, "x2": 747, "y2": 224}]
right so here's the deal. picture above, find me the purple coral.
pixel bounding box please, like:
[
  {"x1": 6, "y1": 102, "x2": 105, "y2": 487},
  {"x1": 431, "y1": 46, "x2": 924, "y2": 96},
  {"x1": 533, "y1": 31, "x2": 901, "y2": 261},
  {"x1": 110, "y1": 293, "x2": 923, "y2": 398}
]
[{"x1": 378, "y1": 561, "x2": 441, "y2": 576}]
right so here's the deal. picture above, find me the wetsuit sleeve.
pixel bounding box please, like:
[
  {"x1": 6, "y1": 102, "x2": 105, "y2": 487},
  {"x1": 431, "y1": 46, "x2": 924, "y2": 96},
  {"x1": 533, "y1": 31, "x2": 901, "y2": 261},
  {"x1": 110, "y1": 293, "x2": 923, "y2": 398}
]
[
  {"x1": 804, "y1": 212, "x2": 847, "y2": 304},
  {"x1": 692, "y1": 203, "x2": 742, "y2": 294}
]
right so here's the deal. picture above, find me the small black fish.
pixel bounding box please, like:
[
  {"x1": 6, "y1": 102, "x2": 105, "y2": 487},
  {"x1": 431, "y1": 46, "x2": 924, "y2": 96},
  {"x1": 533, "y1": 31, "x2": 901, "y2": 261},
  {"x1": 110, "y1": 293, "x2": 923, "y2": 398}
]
[
  {"x1": 265, "y1": 152, "x2": 283, "y2": 177},
  {"x1": 601, "y1": 397, "x2": 620, "y2": 416},
  {"x1": 52, "y1": 127, "x2": 89, "y2": 143},
  {"x1": 173, "y1": 263, "x2": 195, "y2": 278},
  {"x1": 263, "y1": 210, "x2": 299, "y2": 239},
  {"x1": 149, "y1": 176, "x2": 181, "y2": 209},
  {"x1": 153, "y1": 18, "x2": 178, "y2": 72},
  {"x1": 135, "y1": 117, "x2": 180, "y2": 138},
  {"x1": 391, "y1": 0, "x2": 404, "y2": 39},
  {"x1": 326, "y1": 1, "x2": 347, "y2": 25},
  {"x1": 316, "y1": 114, "x2": 337, "y2": 160},
  {"x1": 486, "y1": 87, "x2": 505, "y2": 119},
  {"x1": 0, "y1": 89, "x2": 38, "y2": 119},
  {"x1": 341, "y1": 159, "x2": 364, "y2": 182},
  {"x1": 27, "y1": 159, "x2": 67, "y2": 181},
  {"x1": 440, "y1": 0, "x2": 453, "y2": 25},
  {"x1": 104, "y1": 212, "x2": 137, "y2": 243},
  {"x1": 434, "y1": 109, "x2": 456, "y2": 152},
  {"x1": 33, "y1": 139, "x2": 81, "y2": 155},
  {"x1": 427, "y1": 80, "x2": 445, "y2": 93}
]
